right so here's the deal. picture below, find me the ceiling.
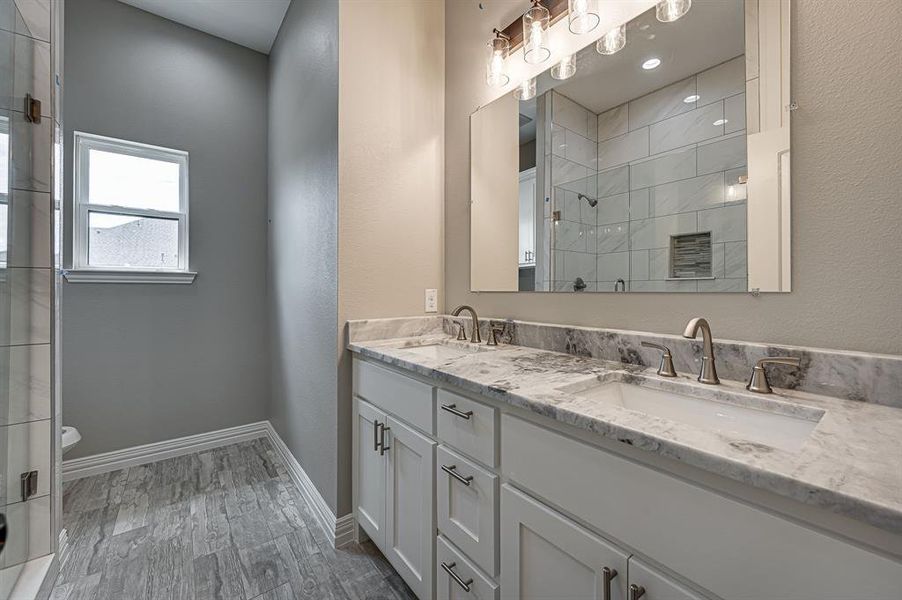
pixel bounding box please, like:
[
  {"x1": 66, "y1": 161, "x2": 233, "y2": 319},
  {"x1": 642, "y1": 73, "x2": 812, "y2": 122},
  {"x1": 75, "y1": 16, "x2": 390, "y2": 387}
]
[
  {"x1": 541, "y1": 0, "x2": 745, "y2": 114},
  {"x1": 118, "y1": 0, "x2": 290, "y2": 54}
]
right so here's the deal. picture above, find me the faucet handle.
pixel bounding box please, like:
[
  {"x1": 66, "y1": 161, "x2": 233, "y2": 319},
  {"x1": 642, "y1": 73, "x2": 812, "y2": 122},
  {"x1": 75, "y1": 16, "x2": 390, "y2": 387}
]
[
  {"x1": 486, "y1": 323, "x2": 505, "y2": 346},
  {"x1": 746, "y1": 356, "x2": 801, "y2": 394},
  {"x1": 641, "y1": 342, "x2": 677, "y2": 377},
  {"x1": 455, "y1": 320, "x2": 467, "y2": 341}
]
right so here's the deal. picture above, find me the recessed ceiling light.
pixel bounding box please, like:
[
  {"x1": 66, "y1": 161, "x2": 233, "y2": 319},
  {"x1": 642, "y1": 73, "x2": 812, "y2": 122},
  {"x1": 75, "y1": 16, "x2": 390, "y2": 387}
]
[
  {"x1": 641, "y1": 57, "x2": 661, "y2": 70},
  {"x1": 713, "y1": 119, "x2": 728, "y2": 126},
  {"x1": 683, "y1": 94, "x2": 700, "y2": 103}
]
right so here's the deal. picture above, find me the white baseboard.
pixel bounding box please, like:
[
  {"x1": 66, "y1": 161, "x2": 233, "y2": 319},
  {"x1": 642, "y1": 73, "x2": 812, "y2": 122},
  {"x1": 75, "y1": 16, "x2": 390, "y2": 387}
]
[
  {"x1": 60, "y1": 420, "x2": 355, "y2": 549},
  {"x1": 62, "y1": 421, "x2": 270, "y2": 481},
  {"x1": 263, "y1": 422, "x2": 355, "y2": 549}
]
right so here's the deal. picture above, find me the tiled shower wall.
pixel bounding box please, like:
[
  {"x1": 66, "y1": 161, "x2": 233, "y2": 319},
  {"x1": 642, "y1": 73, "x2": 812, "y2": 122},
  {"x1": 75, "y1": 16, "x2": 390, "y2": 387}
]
[{"x1": 546, "y1": 56, "x2": 749, "y2": 292}]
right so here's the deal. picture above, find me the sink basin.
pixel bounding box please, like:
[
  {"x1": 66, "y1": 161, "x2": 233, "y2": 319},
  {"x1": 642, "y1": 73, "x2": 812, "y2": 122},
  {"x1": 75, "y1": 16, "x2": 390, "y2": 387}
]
[
  {"x1": 399, "y1": 343, "x2": 484, "y2": 361},
  {"x1": 566, "y1": 380, "x2": 822, "y2": 452}
]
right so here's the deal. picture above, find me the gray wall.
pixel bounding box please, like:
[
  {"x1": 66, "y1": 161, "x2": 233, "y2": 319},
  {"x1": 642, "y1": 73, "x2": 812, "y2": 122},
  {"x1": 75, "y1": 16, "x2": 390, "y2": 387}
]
[
  {"x1": 267, "y1": 0, "x2": 340, "y2": 512},
  {"x1": 63, "y1": 0, "x2": 270, "y2": 458},
  {"x1": 445, "y1": 0, "x2": 902, "y2": 355}
]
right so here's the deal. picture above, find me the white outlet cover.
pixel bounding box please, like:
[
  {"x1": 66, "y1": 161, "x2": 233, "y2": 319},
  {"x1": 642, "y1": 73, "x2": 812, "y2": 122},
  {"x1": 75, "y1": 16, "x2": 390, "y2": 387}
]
[{"x1": 425, "y1": 289, "x2": 438, "y2": 313}]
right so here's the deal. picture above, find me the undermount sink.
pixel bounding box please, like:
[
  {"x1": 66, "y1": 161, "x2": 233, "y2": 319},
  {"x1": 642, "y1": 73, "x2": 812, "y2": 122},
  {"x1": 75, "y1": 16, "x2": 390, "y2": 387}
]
[
  {"x1": 564, "y1": 378, "x2": 823, "y2": 452},
  {"x1": 398, "y1": 342, "x2": 486, "y2": 361}
]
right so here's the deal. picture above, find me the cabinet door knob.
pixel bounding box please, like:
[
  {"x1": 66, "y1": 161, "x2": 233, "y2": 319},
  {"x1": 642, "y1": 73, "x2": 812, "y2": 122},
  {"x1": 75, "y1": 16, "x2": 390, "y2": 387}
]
[
  {"x1": 602, "y1": 567, "x2": 618, "y2": 600},
  {"x1": 629, "y1": 584, "x2": 646, "y2": 600},
  {"x1": 440, "y1": 403, "x2": 473, "y2": 420},
  {"x1": 441, "y1": 464, "x2": 474, "y2": 486},
  {"x1": 440, "y1": 561, "x2": 473, "y2": 592}
]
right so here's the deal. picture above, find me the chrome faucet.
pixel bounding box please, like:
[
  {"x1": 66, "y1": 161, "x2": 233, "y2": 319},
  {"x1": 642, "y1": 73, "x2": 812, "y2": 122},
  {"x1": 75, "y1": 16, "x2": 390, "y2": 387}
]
[
  {"x1": 682, "y1": 318, "x2": 719, "y2": 385},
  {"x1": 451, "y1": 305, "x2": 481, "y2": 343}
]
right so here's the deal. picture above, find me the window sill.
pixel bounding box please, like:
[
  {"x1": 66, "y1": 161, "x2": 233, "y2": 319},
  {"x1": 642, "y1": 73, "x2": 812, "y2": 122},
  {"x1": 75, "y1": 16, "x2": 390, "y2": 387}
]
[{"x1": 63, "y1": 269, "x2": 197, "y2": 284}]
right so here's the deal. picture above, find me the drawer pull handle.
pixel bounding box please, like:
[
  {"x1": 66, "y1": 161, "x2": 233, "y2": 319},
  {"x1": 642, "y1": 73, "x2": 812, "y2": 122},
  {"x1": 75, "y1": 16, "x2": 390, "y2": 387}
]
[
  {"x1": 629, "y1": 584, "x2": 645, "y2": 600},
  {"x1": 440, "y1": 403, "x2": 473, "y2": 420},
  {"x1": 602, "y1": 567, "x2": 617, "y2": 600},
  {"x1": 373, "y1": 419, "x2": 380, "y2": 452},
  {"x1": 378, "y1": 422, "x2": 390, "y2": 456},
  {"x1": 441, "y1": 561, "x2": 473, "y2": 592},
  {"x1": 441, "y1": 464, "x2": 474, "y2": 486}
]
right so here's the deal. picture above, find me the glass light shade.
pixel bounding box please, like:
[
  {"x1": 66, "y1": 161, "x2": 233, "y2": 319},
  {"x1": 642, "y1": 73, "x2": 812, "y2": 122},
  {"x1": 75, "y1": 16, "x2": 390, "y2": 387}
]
[
  {"x1": 513, "y1": 77, "x2": 537, "y2": 101},
  {"x1": 522, "y1": 2, "x2": 551, "y2": 64},
  {"x1": 656, "y1": 0, "x2": 691, "y2": 23},
  {"x1": 568, "y1": 0, "x2": 600, "y2": 34},
  {"x1": 596, "y1": 25, "x2": 626, "y2": 55},
  {"x1": 551, "y1": 54, "x2": 577, "y2": 80},
  {"x1": 485, "y1": 35, "x2": 510, "y2": 87}
]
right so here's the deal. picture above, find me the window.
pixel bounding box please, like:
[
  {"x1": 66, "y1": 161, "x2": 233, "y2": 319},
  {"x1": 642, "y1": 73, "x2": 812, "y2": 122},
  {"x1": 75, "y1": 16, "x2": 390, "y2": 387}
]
[
  {"x1": 0, "y1": 116, "x2": 9, "y2": 269},
  {"x1": 70, "y1": 132, "x2": 194, "y2": 283}
]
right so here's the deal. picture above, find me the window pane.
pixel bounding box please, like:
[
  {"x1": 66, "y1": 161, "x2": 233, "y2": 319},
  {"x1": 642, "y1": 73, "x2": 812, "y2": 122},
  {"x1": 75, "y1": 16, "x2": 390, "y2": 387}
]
[
  {"x1": 88, "y1": 149, "x2": 181, "y2": 211},
  {"x1": 88, "y1": 212, "x2": 179, "y2": 269}
]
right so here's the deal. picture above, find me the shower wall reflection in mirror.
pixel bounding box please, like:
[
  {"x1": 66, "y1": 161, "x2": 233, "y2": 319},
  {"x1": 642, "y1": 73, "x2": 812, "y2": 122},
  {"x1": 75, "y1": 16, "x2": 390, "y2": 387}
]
[{"x1": 470, "y1": 0, "x2": 791, "y2": 293}]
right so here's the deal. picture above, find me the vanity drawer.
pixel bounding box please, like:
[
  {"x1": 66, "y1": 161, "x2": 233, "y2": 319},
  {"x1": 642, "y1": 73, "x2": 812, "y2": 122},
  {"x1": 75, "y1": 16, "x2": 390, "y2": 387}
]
[
  {"x1": 501, "y1": 414, "x2": 902, "y2": 600},
  {"x1": 436, "y1": 535, "x2": 498, "y2": 600},
  {"x1": 353, "y1": 358, "x2": 434, "y2": 434},
  {"x1": 437, "y1": 389, "x2": 497, "y2": 467},
  {"x1": 437, "y1": 445, "x2": 498, "y2": 576}
]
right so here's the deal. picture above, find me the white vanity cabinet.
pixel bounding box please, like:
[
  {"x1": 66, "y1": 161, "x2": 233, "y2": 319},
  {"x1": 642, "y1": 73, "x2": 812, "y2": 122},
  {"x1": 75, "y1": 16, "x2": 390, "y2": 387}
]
[{"x1": 352, "y1": 356, "x2": 902, "y2": 600}]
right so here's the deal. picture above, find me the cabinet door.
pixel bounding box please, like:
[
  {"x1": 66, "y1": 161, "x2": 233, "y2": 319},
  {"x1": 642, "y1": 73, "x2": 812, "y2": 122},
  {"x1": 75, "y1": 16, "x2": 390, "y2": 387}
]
[
  {"x1": 627, "y1": 558, "x2": 706, "y2": 600},
  {"x1": 385, "y1": 415, "x2": 436, "y2": 600},
  {"x1": 355, "y1": 398, "x2": 387, "y2": 548},
  {"x1": 501, "y1": 484, "x2": 629, "y2": 600}
]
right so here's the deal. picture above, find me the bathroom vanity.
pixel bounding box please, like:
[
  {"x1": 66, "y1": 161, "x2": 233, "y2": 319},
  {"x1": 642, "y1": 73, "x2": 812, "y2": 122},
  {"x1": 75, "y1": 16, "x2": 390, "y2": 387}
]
[{"x1": 349, "y1": 316, "x2": 902, "y2": 600}]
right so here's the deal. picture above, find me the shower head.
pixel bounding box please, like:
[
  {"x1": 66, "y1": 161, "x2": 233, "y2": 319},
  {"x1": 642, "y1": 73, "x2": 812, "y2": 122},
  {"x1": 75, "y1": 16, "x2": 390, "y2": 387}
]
[{"x1": 578, "y1": 193, "x2": 598, "y2": 208}]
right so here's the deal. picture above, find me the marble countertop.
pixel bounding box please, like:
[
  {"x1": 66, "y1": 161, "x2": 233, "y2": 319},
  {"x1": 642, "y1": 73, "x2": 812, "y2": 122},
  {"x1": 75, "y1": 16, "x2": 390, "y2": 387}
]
[{"x1": 349, "y1": 333, "x2": 902, "y2": 534}]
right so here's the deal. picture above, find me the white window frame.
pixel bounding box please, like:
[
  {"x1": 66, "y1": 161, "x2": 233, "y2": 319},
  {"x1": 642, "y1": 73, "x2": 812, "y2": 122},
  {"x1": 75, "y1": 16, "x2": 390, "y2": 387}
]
[{"x1": 67, "y1": 132, "x2": 195, "y2": 284}]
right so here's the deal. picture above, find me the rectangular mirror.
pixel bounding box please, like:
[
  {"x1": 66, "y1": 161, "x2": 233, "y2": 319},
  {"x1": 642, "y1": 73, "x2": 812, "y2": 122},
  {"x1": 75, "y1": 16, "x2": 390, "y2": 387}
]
[{"x1": 470, "y1": 0, "x2": 790, "y2": 293}]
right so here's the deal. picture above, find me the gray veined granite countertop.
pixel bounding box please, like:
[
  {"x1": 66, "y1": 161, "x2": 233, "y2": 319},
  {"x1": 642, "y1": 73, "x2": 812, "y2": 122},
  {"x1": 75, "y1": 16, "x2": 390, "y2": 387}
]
[{"x1": 348, "y1": 333, "x2": 902, "y2": 535}]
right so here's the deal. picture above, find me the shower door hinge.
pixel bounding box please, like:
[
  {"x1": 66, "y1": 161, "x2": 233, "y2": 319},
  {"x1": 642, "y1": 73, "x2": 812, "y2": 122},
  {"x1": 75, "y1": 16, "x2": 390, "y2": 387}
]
[
  {"x1": 24, "y1": 93, "x2": 41, "y2": 124},
  {"x1": 20, "y1": 471, "x2": 38, "y2": 502}
]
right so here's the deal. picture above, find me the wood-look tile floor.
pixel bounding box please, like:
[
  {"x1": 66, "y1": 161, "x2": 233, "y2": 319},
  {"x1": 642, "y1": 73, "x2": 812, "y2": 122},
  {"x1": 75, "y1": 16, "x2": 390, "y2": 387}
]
[{"x1": 51, "y1": 438, "x2": 415, "y2": 600}]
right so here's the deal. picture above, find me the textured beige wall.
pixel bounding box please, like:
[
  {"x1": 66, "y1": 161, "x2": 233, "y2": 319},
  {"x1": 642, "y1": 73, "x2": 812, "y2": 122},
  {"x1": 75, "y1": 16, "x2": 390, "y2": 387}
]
[
  {"x1": 445, "y1": 0, "x2": 902, "y2": 355},
  {"x1": 337, "y1": 0, "x2": 445, "y2": 513}
]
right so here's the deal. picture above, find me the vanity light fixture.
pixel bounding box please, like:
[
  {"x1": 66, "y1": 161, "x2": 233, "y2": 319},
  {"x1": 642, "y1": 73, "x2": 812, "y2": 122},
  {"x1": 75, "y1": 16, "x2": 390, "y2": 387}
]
[
  {"x1": 641, "y1": 57, "x2": 662, "y2": 70},
  {"x1": 551, "y1": 54, "x2": 577, "y2": 80},
  {"x1": 514, "y1": 77, "x2": 537, "y2": 101},
  {"x1": 485, "y1": 29, "x2": 511, "y2": 88},
  {"x1": 656, "y1": 0, "x2": 691, "y2": 23},
  {"x1": 568, "y1": 0, "x2": 600, "y2": 34},
  {"x1": 596, "y1": 24, "x2": 626, "y2": 55},
  {"x1": 523, "y1": 0, "x2": 551, "y2": 64},
  {"x1": 683, "y1": 94, "x2": 700, "y2": 103}
]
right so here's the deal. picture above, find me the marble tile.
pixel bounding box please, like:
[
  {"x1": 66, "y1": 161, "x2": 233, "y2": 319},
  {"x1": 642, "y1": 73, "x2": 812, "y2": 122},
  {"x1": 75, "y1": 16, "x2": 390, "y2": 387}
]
[
  {"x1": 561, "y1": 250, "x2": 596, "y2": 283},
  {"x1": 697, "y1": 132, "x2": 746, "y2": 176},
  {"x1": 698, "y1": 202, "x2": 747, "y2": 243},
  {"x1": 0, "y1": 0, "x2": 51, "y2": 42},
  {"x1": 596, "y1": 251, "x2": 628, "y2": 281},
  {"x1": 598, "y1": 127, "x2": 649, "y2": 170},
  {"x1": 649, "y1": 102, "x2": 724, "y2": 155},
  {"x1": 629, "y1": 76, "x2": 697, "y2": 130},
  {"x1": 630, "y1": 146, "x2": 696, "y2": 190},
  {"x1": 2, "y1": 418, "x2": 50, "y2": 502},
  {"x1": 0, "y1": 343, "x2": 51, "y2": 425},
  {"x1": 650, "y1": 172, "x2": 724, "y2": 217},
  {"x1": 550, "y1": 123, "x2": 567, "y2": 158},
  {"x1": 565, "y1": 128, "x2": 597, "y2": 169},
  {"x1": 0, "y1": 494, "x2": 50, "y2": 568},
  {"x1": 649, "y1": 248, "x2": 668, "y2": 279},
  {"x1": 0, "y1": 267, "x2": 52, "y2": 346},
  {"x1": 595, "y1": 222, "x2": 629, "y2": 253},
  {"x1": 552, "y1": 91, "x2": 589, "y2": 137},
  {"x1": 629, "y1": 189, "x2": 649, "y2": 220},
  {"x1": 630, "y1": 250, "x2": 649, "y2": 281},
  {"x1": 629, "y1": 213, "x2": 697, "y2": 251},
  {"x1": 596, "y1": 165, "x2": 629, "y2": 197},
  {"x1": 724, "y1": 93, "x2": 746, "y2": 134},
  {"x1": 596, "y1": 192, "x2": 629, "y2": 225},
  {"x1": 724, "y1": 240, "x2": 747, "y2": 278},
  {"x1": 11, "y1": 30, "x2": 51, "y2": 117},
  {"x1": 551, "y1": 155, "x2": 588, "y2": 188},
  {"x1": 697, "y1": 56, "x2": 746, "y2": 106},
  {"x1": 6, "y1": 190, "x2": 52, "y2": 268},
  {"x1": 10, "y1": 109, "x2": 51, "y2": 192},
  {"x1": 587, "y1": 113, "x2": 598, "y2": 142},
  {"x1": 597, "y1": 103, "x2": 628, "y2": 142},
  {"x1": 553, "y1": 219, "x2": 587, "y2": 252},
  {"x1": 712, "y1": 242, "x2": 725, "y2": 278}
]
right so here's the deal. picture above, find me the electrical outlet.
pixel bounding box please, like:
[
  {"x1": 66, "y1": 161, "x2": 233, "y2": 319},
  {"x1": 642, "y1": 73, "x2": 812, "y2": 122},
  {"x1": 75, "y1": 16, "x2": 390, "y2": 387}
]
[{"x1": 424, "y1": 289, "x2": 438, "y2": 313}]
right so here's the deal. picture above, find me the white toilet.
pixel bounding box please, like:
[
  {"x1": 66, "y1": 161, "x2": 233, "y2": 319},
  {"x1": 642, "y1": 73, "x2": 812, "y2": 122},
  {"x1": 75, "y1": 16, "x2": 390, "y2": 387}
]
[{"x1": 62, "y1": 426, "x2": 82, "y2": 454}]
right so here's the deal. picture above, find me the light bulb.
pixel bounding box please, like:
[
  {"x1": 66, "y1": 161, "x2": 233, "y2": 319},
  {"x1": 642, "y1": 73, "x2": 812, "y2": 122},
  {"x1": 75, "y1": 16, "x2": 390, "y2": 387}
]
[
  {"x1": 568, "y1": 0, "x2": 600, "y2": 35},
  {"x1": 485, "y1": 32, "x2": 510, "y2": 88},
  {"x1": 551, "y1": 54, "x2": 577, "y2": 80},
  {"x1": 656, "y1": 0, "x2": 691, "y2": 23},
  {"x1": 523, "y1": 1, "x2": 551, "y2": 64},
  {"x1": 596, "y1": 24, "x2": 626, "y2": 55},
  {"x1": 514, "y1": 77, "x2": 537, "y2": 101}
]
